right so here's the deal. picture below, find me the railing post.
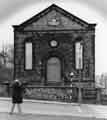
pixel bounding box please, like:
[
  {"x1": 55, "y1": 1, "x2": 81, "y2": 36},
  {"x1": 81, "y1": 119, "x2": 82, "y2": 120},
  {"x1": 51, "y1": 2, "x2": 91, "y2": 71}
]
[
  {"x1": 7, "y1": 83, "x2": 9, "y2": 97},
  {"x1": 96, "y1": 88, "x2": 101, "y2": 104}
]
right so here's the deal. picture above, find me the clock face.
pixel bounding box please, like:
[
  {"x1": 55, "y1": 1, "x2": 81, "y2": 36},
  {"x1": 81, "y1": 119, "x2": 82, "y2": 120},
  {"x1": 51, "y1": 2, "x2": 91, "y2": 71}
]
[{"x1": 50, "y1": 40, "x2": 58, "y2": 47}]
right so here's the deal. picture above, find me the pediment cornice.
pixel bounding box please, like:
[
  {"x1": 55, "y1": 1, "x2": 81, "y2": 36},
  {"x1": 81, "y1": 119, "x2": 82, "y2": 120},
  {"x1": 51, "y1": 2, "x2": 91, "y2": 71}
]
[{"x1": 13, "y1": 4, "x2": 96, "y2": 31}]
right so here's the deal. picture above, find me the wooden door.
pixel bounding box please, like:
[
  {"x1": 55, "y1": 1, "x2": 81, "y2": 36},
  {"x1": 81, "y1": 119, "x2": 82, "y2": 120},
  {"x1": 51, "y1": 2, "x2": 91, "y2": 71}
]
[{"x1": 47, "y1": 57, "x2": 61, "y2": 83}]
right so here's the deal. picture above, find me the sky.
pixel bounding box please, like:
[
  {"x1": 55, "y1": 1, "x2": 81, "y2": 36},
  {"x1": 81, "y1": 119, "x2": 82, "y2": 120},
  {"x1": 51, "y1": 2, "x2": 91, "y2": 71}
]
[{"x1": 0, "y1": 0, "x2": 107, "y2": 75}]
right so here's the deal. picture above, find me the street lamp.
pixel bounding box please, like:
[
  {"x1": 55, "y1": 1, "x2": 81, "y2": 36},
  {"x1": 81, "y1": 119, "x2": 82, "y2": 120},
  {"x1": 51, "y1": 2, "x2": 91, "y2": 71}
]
[
  {"x1": 70, "y1": 72, "x2": 74, "y2": 84},
  {"x1": 70, "y1": 72, "x2": 74, "y2": 77}
]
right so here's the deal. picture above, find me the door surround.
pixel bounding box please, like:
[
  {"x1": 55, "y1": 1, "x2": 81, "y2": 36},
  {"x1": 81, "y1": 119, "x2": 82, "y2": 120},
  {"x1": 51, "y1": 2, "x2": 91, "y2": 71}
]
[
  {"x1": 42, "y1": 51, "x2": 65, "y2": 85},
  {"x1": 47, "y1": 57, "x2": 61, "y2": 83}
]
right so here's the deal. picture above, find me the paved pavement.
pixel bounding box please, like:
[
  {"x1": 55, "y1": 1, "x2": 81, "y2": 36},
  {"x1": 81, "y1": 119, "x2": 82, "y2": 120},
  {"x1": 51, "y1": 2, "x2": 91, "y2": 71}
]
[
  {"x1": 0, "y1": 97, "x2": 107, "y2": 120},
  {"x1": 0, "y1": 113, "x2": 103, "y2": 120}
]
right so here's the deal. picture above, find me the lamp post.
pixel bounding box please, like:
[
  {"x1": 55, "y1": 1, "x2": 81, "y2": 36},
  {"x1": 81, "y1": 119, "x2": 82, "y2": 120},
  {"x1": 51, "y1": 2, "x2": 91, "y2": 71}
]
[
  {"x1": 39, "y1": 61, "x2": 43, "y2": 85},
  {"x1": 69, "y1": 72, "x2": 74, "y2": 100},
  {"x1": 78, "y1": 68, "x2": 82, "y2": 103}
]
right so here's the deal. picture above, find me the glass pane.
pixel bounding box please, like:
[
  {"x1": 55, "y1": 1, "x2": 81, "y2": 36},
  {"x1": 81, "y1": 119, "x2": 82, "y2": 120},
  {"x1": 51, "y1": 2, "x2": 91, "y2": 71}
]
[
  {"x1": 25, "y1": 43, "x2": 32, "y2": 69},
  {"x1": 75, "y1": 42, "x2": 83, "y2": 69}
]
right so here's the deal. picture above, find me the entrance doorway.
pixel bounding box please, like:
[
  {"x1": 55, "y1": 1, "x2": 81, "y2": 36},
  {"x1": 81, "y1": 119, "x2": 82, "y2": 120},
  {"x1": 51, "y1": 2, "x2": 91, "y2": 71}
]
[{"x1": 47, "y1": 57, "x2": 61, "y2": 83}]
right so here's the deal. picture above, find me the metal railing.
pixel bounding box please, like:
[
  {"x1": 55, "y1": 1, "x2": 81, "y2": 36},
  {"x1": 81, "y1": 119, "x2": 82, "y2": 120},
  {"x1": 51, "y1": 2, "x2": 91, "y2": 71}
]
[
  {"x1": 0, "y1": 83, "x2": 106, "y2": 104},
  {"x1": 23, "y1": 86, "x2": 76, "y2": 103}
]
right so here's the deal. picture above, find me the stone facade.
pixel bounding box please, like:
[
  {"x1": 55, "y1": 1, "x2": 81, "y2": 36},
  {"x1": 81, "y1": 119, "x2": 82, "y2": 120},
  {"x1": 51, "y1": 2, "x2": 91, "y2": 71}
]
[{"x1": 13, "y1": 4, "x2": 96, "y2": 101}]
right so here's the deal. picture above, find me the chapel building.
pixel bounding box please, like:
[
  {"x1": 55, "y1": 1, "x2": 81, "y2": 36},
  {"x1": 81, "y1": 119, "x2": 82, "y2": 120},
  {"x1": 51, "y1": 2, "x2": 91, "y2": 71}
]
[{"x1": 13, "y1": 4, "x2": 96, "y2": 102}]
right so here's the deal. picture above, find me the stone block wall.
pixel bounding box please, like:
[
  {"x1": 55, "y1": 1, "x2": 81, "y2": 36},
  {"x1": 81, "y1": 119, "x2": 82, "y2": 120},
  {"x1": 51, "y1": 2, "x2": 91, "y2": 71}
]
[{"x1": 14, "y1": 29, "x2": 95, "y2": 88}]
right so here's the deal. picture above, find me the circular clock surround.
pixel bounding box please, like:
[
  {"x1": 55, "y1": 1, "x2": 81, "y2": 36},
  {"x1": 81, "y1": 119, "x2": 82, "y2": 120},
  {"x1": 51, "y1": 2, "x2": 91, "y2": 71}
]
[{"x1": 50, "y1": 40, "x2": 58, "y2": 47}]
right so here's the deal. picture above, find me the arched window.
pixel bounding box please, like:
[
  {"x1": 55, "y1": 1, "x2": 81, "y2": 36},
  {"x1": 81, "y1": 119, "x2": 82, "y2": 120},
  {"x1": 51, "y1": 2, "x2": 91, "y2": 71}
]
[
  {"x1": 25, "y1": 42, "x2": 32, "y2": 70},
  {"x1": 75, "y1": 41, "x2": 83, "y2": 69}
]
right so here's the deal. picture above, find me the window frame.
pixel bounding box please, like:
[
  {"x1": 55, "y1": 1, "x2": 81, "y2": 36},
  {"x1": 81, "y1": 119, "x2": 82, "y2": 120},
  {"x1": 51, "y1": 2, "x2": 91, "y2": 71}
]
[
  {"x1": 24, "y1": 41, "x2": 33, "y2": 70},
  {"x1": 75, "y1": 39, "x2": 84, "y2": 70}
]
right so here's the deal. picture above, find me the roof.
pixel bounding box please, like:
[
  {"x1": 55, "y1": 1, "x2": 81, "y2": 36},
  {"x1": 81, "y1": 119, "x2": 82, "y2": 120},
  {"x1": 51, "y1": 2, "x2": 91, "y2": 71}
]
[{"x1": 13, "y1": 4, "x2": 96, "y2": 31}]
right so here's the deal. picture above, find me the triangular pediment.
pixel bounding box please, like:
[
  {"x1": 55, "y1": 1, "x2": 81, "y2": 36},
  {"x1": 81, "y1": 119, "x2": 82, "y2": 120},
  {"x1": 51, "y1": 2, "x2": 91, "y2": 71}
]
[{"x1": 13, "y1": 4, "x2": 96, "y2": 31}]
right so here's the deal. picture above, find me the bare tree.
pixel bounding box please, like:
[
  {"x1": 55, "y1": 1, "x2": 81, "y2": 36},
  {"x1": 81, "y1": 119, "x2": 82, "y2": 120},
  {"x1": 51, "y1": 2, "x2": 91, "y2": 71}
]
[{"x1": 0, "y1": 44, "x2": 14, "y2": 67}]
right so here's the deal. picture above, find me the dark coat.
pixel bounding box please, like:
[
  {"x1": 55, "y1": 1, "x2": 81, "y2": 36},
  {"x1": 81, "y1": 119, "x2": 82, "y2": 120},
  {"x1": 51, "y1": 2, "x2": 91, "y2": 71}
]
[{"x1": 11, "y1": 82, "x2": 23, "y2": 104}]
